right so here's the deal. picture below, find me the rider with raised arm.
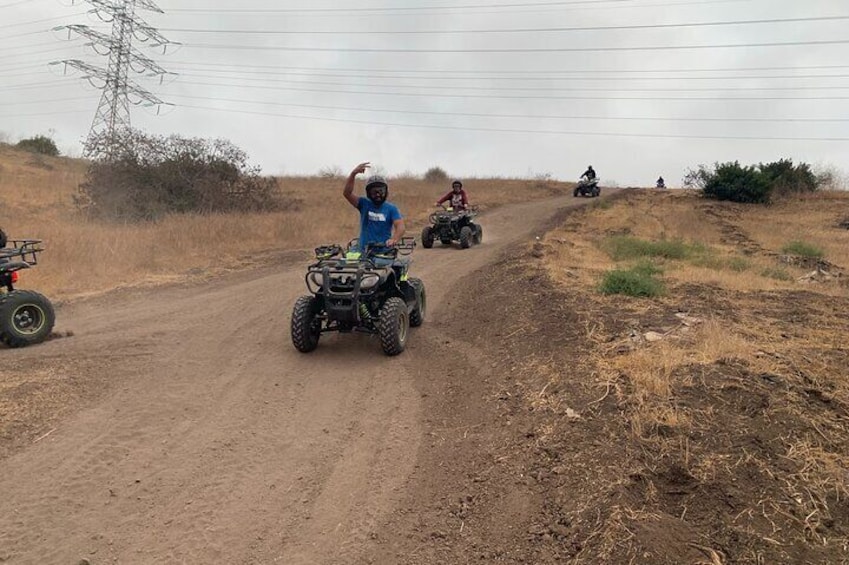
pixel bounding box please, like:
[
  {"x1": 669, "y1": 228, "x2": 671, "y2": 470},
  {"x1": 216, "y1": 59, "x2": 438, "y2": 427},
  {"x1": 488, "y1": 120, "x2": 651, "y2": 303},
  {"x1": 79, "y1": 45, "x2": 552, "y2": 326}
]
[
  {"x1": 343, "y1": 162, "x2": 405, "y2": 252},
  {"x1": 581, "y1": 165, "x2": 597, "y2": 182},
  {"x1": 435, "y1": 179, "x2": 469, "y2": 211}
]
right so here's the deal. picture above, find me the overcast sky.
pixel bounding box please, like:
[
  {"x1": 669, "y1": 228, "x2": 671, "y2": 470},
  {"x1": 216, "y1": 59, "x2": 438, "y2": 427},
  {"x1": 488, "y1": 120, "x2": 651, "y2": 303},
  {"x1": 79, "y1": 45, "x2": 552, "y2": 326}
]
[{"x1": 2, "y1": 0, "x2": 848, "y2": 185}]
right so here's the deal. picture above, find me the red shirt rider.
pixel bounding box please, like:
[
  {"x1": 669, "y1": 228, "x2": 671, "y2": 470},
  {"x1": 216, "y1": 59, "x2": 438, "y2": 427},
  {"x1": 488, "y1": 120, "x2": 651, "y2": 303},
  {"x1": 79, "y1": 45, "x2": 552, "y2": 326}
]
[{"x1": 436, "y1": 179, "x2": 469, "y2": 210}]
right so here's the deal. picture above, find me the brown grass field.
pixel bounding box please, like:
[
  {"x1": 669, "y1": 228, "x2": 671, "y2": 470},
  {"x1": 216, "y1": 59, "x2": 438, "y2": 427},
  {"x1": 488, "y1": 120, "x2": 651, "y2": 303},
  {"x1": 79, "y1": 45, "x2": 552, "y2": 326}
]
[
  {"x1": 0, "y1": 144, "x2": 570, "y2": 299},
  {"x1": 514, "y1": 188, "x2": 849, "y2": 562}
]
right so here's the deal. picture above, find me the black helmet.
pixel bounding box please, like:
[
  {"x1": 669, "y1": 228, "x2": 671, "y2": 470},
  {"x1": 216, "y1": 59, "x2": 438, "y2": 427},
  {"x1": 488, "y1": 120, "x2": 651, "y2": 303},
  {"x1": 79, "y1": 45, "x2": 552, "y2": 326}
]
[
  {"x1": 452, "y1": 179, "x2": 463, "y2": 190},
  {"x1": 365, "y1": 175, "x2": 388, "y2": 205}
]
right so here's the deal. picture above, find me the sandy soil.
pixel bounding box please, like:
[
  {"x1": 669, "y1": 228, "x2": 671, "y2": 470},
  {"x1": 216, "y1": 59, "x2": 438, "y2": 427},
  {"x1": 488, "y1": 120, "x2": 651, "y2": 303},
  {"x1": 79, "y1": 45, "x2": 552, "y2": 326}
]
[{"x1": 0, "y1": 193, "x2": 608, "y2": 564}]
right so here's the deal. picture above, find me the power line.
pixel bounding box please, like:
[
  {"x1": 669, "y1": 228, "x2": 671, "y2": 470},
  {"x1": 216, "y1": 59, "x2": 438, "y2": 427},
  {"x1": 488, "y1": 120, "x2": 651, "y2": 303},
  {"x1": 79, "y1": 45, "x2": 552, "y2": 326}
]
[
  {"x1": 0, "y1": 96, "x2": 94, "y2": 105},
  {"x1": 160, "y1": 15, "x2": 849, "y2": 36},
  {"x1": 181, "y1": 38, "x2": 849, "y2": 54},
  {"x1": 169, "y1": 73, "x2": 849, "y2": 92},
  {"x1": 167, "y1": 67, "x2": 849, "y2": 82},
  {"x1": 0, "y1": 109, "x2": 92, "y2": 118},
  {"x1": 164, "y1": 60, "x2": 849, "y2": 75},
  {"x1": 175, "y1": 103, "x2": 849, "y2": 142},
  {"x1": 167, "y1": 0, "x2": 753, "y2": 16},
  {"x1": 162, "y1": 79, "x2": 849, "y2": 101},
  {"x1": 0, "y1": 12, "x2": 87, "y2": 29},
  {"x1": 0, "y1": 0, "x2": 39, "y2": 8},
  {"x1": 169, "y1": 93, "x2": 849, "y2": 123}
]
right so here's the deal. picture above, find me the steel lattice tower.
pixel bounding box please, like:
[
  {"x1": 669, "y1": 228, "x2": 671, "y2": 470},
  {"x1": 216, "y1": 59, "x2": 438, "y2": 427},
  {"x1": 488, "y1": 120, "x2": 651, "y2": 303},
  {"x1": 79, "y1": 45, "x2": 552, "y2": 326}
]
[{"x1": 54, "y1": 0, "x2": 175, "y2": 159}]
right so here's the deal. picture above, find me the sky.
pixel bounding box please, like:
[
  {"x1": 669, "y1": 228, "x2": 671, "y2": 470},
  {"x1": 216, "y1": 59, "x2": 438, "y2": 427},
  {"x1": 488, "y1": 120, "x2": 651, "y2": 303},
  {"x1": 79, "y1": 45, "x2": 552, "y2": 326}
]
[{"x1": 1, "y1": 0, "x2": 848, "y2": 186}]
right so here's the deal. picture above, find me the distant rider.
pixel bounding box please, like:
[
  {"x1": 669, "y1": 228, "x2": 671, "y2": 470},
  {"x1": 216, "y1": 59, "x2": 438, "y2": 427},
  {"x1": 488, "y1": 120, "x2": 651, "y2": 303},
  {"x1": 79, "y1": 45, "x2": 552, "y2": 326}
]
[
  {"x1": 435, "y1": 179, "x2": 469, "y2": 211},
  {"x1": 581, "y1": 166, "x2": 597, "y2": 182},
  {"x1": 656, "y1": 176, "x2": 666, "y2": 189},
  {"x1": 343, "y1": 162, "x2": 405, "y2": 251}
]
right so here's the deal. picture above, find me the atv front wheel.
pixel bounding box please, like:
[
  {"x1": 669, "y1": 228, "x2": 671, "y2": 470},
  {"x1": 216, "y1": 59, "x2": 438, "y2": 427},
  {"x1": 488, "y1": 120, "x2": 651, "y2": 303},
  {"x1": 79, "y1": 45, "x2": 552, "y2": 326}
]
[
  {"x1": 421, "y1": 226, "x2": 435, "y2": 249},
  {"x1": 473, "y1": 224, "x2": 483, "y2": 245},
  {"x1": 459, "y1": 226, "x2": 473, "y2": 249},
  {"x1": 291, "y1": 295, "x2": 321, "y2": 353},
  {"x1": 378, "y1": 297, "x2": 409, "y2": 356},
  {"x1": 0, "y1": 290, "x2": 55, "y2": 348},
  {"x1": 409, "y1": 278, "x2": 426, "y2": 327},
  {"x1": 573, "y1": 187, "x2": 580, "y2": 197}
]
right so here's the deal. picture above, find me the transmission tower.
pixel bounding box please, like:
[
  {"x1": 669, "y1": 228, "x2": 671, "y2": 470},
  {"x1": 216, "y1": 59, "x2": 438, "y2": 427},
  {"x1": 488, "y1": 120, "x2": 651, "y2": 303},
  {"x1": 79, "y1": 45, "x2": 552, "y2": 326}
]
[{"x1": 53, "y1": 0, "x2": 176, "y2": 159}]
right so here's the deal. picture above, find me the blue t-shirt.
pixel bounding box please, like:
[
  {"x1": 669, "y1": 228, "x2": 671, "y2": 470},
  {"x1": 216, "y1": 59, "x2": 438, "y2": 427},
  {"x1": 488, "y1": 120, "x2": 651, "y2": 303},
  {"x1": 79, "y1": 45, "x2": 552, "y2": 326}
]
[{"x1": 357, "y1": 197, "x2": 402, "y2": 249}]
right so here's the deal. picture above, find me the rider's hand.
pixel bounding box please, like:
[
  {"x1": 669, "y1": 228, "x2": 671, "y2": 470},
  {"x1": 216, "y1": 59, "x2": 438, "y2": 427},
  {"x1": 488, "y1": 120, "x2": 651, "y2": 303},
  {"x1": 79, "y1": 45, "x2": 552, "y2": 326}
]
[
  {"x1": 385, "y1": 238, "x2": 397, "y2": 247},
  {"x1": 351, "y1": 162, "x2": 370, "y2": 176}
]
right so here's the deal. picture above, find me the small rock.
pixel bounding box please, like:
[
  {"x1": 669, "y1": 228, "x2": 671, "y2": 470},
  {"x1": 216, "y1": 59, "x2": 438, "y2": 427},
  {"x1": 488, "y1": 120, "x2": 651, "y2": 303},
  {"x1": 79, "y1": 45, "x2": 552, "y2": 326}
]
[
  {"x1": 565, "y1": 408, "x2": 581, "y2": 420},
  {"x1": 644, "y1": 331, "x2": 665, "y2": 342}
]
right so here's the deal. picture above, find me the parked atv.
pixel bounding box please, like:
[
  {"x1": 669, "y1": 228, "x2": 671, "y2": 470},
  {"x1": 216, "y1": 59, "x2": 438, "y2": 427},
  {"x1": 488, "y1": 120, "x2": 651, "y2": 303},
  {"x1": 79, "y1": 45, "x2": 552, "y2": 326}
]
[
  {"x1": 421, "y1": 205, "x2": 483, "y2": 249},
  {"x1": 291, "y1": 237, "x2": 425, "y2": 356},
  {"x1": 573, "y1": 178, "x2": 601, "y2": 198},
  {"x1": 0, "y1": 229, "x2": 56, "y2": 348}
]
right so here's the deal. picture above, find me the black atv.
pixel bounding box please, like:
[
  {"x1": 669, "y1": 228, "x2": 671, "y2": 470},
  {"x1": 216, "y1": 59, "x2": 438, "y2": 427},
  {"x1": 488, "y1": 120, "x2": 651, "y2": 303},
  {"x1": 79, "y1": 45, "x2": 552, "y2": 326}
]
[
  {"x1": 421, "y1": 205, "x2": 483, "y2": 249},
  {"x1": 290, "y1": 237, "x2": 425, "y2": 356},
  {"x1": 573, "y1": 178, "x2": 601, "y2": 198},
  {"x1": 0, "y1": 229, "x2": 56, "y2": 348}
]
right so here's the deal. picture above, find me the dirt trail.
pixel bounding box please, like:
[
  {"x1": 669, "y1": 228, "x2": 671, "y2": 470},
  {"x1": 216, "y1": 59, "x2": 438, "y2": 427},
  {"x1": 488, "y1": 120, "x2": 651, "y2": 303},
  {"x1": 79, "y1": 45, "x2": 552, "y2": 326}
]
[{"x1": 0, "y1": 194, "x2": 606, "y2": 564}]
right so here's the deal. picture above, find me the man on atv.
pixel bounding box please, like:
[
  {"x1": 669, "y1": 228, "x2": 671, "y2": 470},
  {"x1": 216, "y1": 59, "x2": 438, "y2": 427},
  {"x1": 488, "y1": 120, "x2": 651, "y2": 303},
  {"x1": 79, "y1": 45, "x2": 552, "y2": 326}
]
[
  {"x1": 581, "y1": 166, "x2": 597, "y2": 182},
  {"x1": 343, "y1": 162, "x2": 405, "y2": 253},
  {"x1": 435, "y1": 179, "x2": 469, "y2": 211}
]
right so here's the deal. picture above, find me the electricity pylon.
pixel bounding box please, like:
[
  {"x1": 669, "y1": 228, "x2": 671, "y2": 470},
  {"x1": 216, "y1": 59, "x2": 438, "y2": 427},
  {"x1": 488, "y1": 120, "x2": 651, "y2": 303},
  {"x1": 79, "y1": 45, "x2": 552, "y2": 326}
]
[{"x1": 53, "y1": 0, "x2": 176, "y2": 159}]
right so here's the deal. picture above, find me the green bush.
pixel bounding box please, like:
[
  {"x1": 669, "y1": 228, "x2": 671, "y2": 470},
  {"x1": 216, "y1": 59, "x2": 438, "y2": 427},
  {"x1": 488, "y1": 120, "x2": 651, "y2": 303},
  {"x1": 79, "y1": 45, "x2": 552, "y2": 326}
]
[
  {"x1": 600, "y1": 266, "x2": 665, "y2": 298},
  {"x1": 685, "y1": 159, "x2": 822, "y2": 204},
  {"x1": 782, "y1": 240, "x2": 824, "y2": 258},
  {"x1": 423, "y1": 166, "x2": 448, "y2": 183},
  {"x1": 602, "y1": 236, "x2": 703, "y2": 261},
  {"x1": 16, "y1": 135, "x2": 60, "y2": 157}
]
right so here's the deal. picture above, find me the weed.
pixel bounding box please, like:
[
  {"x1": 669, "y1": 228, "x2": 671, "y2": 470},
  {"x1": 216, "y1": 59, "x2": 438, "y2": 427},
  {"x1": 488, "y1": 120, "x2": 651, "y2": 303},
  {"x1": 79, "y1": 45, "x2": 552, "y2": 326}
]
[
  {"x1": 782, "y1": 240, "x2": 825, "y2": 258},
  {"x1": 599, "y1": 265, "x2": 664, "y2": 297}
]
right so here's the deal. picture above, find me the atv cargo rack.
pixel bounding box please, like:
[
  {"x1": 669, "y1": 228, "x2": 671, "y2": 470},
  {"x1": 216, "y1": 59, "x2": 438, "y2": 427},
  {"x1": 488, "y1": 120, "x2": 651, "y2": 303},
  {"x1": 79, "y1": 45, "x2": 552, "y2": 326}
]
[{"x1": 0, "y1": 239, "x2": 45, "y2": 271}]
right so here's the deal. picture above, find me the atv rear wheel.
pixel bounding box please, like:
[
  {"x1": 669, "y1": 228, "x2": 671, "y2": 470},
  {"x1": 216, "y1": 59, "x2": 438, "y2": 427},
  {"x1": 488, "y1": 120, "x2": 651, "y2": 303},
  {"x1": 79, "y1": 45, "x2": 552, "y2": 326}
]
[
  {"x1": 409, "y1": 278, "x2": 426, "y2": 327},
  {"x1": 473, "y1": 224, "x2": 483, "y2": 245},
  {"x1": 459, "y1": 226, "x2": 473, "y2": 249},
  {"x1": 421, "y1": 226, "x2": 435, "y2": 249},
  {"x1": 378, "y1": 297, "x2": 409, "y2": 356},
  {"x1": 0, "y1": 290, "x2": 55, "y2": 348},
  {"x1": 291, "y1": 295, "x2": 321, "y2": 353}
]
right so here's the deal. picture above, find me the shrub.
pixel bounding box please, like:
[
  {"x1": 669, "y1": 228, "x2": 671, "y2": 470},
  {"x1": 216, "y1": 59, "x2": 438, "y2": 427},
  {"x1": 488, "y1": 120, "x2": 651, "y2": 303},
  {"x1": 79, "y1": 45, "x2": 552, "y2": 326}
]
[
  {"x1": 685, "y1": 159, "x2": 823, "y2": 204},
  {"x1": 77, "y1": 129, "x2": 283, "y2": 220},
  {"x1": 782, "y1": 240, "x2": 824, "y2": 258},
  {"x1": 602, "y1": 236, "x2": 702, "y2": 261},
  {"x1": 423, "y1": 166, "x2": 448, "y2": 183},
  {"x1": 16, "y1": 135, "x2": 60, "y2": 157},
  {"x1": 761, "y1": 267, "x2": 793, "y2": 281},
  {"x1": 600, "y1": 266, "x2": 664, "y2": 297},
  {"x1": 318, "y1": 165, "x2": 343, "y2": 178}
]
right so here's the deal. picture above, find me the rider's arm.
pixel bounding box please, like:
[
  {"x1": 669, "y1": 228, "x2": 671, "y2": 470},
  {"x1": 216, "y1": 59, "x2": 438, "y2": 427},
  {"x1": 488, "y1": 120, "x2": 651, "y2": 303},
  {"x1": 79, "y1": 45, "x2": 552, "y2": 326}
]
[
  {"x1": 461, "y1": 190, "x2": 469, "y2": 207},
  {"x1": 391, "y1": 219, "x2": 406, "y2": 244},
  {"x1": 435, "y1": 191, "x2": 451, "y2": 205},
  {"x1": 344, "y1": 162, "x2": 369, "y2": 208}
]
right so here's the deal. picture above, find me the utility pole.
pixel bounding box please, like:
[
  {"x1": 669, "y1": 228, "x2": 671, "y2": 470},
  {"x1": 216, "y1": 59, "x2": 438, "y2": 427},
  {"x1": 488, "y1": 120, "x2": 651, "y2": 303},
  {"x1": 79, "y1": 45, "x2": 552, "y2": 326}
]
[{"x1": 53, "y1": 0, "x2": 176, "y2": 159}]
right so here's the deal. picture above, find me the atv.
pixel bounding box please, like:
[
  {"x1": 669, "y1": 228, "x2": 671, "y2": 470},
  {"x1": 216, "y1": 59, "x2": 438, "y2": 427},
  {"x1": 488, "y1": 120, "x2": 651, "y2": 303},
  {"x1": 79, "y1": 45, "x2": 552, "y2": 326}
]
[
  {"x1": 0, "y1": 229, "x2": 56, "y2": 348},
  {"x1": 573, "y1": 178, "x2": 601, "y2": 198},
  {"x1": 420, "y1": 205, "x2": 483, "y2": 249},
  {"x1": 290, "y1": 237, "x2": 425, "y2": 356}
]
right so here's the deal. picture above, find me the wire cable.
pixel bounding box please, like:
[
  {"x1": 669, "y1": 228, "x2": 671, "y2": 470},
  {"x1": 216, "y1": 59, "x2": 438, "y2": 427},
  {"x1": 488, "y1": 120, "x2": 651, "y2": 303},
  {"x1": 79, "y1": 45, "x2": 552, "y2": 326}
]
[
  {"x1": 161, "y1": 15, "x2": 849, "y2": 36},
  {"x1": 161, "y1": 79, "x2": 849, "y2": 101},
  {"x1": 168, "y1": 93, "x2": 849, "y2": 123},
  {"x1": 181, "y1": 38, "x2": 849, "y2": 53},
  {"x1": 175, "y1": 103, "x2": 849, "y2": 142}
]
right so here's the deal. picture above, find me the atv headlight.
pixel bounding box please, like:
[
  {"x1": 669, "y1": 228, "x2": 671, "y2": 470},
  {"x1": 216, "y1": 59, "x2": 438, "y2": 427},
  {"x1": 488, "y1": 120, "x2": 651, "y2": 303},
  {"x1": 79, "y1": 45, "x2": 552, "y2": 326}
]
[{"x1": 360, "y1": 273, "x2": 380, "y2": 290}]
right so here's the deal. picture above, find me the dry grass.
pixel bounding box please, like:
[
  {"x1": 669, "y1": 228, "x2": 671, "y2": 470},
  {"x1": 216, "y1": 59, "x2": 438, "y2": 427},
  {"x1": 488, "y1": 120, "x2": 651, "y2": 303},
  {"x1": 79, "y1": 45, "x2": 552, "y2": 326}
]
[
  {"x1": 0, "y1": 145, "x2": 571, "y2": 299},
  {"x1": 536, "y1": 188, "x2": 849, "y2": 560}
]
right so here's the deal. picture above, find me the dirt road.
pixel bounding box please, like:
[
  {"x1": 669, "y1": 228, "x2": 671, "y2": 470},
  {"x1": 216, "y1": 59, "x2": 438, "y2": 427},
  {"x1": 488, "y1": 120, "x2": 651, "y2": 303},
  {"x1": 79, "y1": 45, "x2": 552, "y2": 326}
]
[{"x1": 0, "y1": 194, "x2": 601, "y2": 564}]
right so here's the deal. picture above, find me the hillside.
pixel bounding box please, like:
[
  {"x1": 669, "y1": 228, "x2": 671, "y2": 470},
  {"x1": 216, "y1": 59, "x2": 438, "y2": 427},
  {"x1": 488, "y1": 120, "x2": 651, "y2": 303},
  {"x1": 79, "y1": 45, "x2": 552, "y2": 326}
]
[
  {"x1": 371, "y1": 189, "x2": 849, "y2": 564},
  {"x1": 0, "y1": 144, "x2": 571, "y2": 299}
]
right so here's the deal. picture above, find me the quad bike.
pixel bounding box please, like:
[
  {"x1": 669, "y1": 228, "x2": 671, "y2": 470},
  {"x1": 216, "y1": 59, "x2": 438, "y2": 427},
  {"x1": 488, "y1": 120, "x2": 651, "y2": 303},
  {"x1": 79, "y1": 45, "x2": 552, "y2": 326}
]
[
  {"x1": 420, "y1": 204, "x2": 483, "y2": 249},
  {"x1": 0, "y1": 228, "x2": 56, "y2": 348},
  {"x1": 573, "y1": 178, "x2": 601, "y2": 198},
  {"x1": 291, "y1": 237, "x2": 425, "y2": 356}
]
